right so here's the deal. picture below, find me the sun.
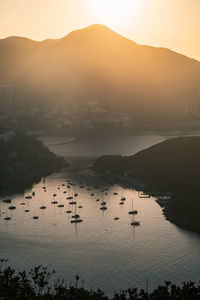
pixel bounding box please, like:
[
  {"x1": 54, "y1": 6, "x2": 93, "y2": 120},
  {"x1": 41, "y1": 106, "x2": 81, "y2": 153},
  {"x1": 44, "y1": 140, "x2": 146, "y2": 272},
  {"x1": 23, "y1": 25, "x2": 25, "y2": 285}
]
[{"x1": 88, "y1": 0, "x2": 138, "y2": 27}]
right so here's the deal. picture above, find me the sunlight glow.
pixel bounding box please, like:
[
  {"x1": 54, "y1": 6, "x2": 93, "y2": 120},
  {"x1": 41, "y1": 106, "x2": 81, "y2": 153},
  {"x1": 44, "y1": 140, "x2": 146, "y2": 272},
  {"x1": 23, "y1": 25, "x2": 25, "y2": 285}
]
[{"x1": 88, "y1": 0, "x2": 139, "y2": 27}]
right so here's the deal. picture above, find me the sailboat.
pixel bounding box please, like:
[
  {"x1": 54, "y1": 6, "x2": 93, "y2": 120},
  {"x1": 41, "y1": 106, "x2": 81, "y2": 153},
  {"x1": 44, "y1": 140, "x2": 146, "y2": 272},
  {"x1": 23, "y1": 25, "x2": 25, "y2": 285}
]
[
  {"x1": 100, "y1": 206, "x2": 107, "y2": 211},
  {"x1": 100, "y1": 193, "x2": 107, "y2": 210},
  {"x1": 131, "y1": 220, "x2": 140, "y2": 226},
  {"x1": 128, "y1": 198, "x2": 138, "y2": 215},
  {"x1": 129, "y1": 198, "x2": 140, "y2": 226},
  {"x1": 71, "y1": 203, "x2": 83, "y2": 223},
  {"x1": 71, "y1": 219, "x2": 83, "y2": 223}
]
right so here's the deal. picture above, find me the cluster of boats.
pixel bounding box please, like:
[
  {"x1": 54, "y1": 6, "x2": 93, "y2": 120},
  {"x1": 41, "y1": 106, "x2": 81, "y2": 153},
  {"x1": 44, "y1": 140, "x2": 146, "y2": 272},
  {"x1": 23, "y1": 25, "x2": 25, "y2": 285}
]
[{"x1": 0, "y1": 177, "x2": 142, "y2": 227}]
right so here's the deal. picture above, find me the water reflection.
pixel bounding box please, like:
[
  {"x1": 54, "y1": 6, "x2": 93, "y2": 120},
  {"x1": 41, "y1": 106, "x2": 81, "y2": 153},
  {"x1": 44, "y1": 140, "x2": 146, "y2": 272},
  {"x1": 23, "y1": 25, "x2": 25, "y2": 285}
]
[
  {"x1": 1, "y1": 132, "x2": 200, "y2": 295},
  {"x1": 1, "y1": 169, "x2": 200, "y2": 296}
]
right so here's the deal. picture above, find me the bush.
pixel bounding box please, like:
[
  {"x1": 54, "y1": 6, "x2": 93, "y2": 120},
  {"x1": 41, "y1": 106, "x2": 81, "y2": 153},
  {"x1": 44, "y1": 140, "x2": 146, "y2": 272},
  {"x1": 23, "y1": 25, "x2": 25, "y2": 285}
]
[{"x1": 0, "y1": 260, "x2": 200, "y2": 299}]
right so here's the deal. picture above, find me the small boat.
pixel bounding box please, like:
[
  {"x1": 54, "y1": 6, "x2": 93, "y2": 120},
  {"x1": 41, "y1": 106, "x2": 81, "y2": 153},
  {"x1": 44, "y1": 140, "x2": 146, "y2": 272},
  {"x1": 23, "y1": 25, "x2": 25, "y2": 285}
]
[
  {"x1": 113, "y1": 192, "x2": 118, "y2": 195},
  {"x1": 25, "y1": 196, "x2": 32, "y2": 199},
  {"x1": 128, "y1": 198, "x2": 138, "y2": 215},
  {"x1": 128, "y1": 210, "x2": 138, "y2": 215},
  {"x1": 20, "y1": 203, "x2": 26, "y2": 205},
  {"x1": 62, "y1": 184, "x2": 65, "y2": 186},
  {"x1": 53, "y1": 194, "x2": 57, "y2": 197},
  {"x1": 72, "y1": 214, "x2": 80, "y2": 219},
  {"x1": 74, "y1": 193, "x2": 78, "y2": 197},
  {"x1": 8, "y1": 206, "x2": 16, "y2": 210},
  {"x1": 32, "y1": 192, "x2": 35, "y2": 196},
  {"x1": 119, "y1": 202, "x2": 124, "y2": 205},
  {"x1": 51, "y1": 201, "x2": 58, "y2": 204},
  {"x1": 100, "y1": 206, "x2": 107, "y2": 211},
  {"x1": 131, "y1": 221, "x2": 140, "y2": 226},
  {"x1": 67, "y1": 185, "x2": 71, "y2": 188},
  {"x1": 96, "y1": 199, "x2": 100, "y2": 202},
  {"x1": 25, "y1": 210, "x2": 30, "y2": 213},
  {"x1": 78, "y1": 206, "x2": 83, "y2": 208},
  {"x1": 114, "y1": 217, "x2": 119, "y2": 220},
  {"x1": 66, "y1": 210, "x2": 72, "y2": 214},
  {"x1": 121, "y1": 197, "x2": 126, "y2": 201},
  {"x1": 71, "y1": 219, "x2": 83, "y2": 223},
  {"x1": 43, "y1": 186, "x2": 46, "y2": 190},
  {"x1": 4, "y1": 217, "x2": 11, "y2": 221},
  {"x1": 57, "y1": 204, "x2": 64, "y2": 208},
  {"x1": 67, "y1": 196, "x2": 73, "y2": 200},
  {"x1": 40, "y1": 206, "x2": 47, "y2": 210},
  {"x1": 138, "y1": 192, "x2": 151, "y2": 198},
  {"x1": 101, "y1": 201, "x2": 107, "y2": 205},
  {"x1": 33, "y1": 216, "x2": 39, "y2": 220},
  {"x1": 69, "y1": 201, "x2": 77, "y2": 205},
  {"x1": 3, "y1": 199, "x2": 11, "y2": 203},
  {"x1": 91, "y1": 193, "x2": 94, "y2": 196}
]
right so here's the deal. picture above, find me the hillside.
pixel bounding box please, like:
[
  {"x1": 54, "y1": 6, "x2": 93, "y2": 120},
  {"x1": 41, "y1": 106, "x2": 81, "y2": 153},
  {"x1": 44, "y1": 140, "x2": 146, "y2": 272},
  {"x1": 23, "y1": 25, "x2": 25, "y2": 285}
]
[
  {"x1": 0, "y1": 129, "x2": 67, "y2": 194},
  {"x1": 93, "y1": 136, "x2": 200, "y2": 232},
  {"x1": 0, "y1": 24, "x2": 200, "y2": 117}
]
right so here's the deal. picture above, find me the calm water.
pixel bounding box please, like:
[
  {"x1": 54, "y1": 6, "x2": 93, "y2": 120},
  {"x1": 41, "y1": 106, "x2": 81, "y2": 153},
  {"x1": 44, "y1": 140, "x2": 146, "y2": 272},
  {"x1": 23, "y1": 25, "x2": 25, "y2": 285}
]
[{"x1": 1, "y1": 132, "x2": 200, "y2": 296}]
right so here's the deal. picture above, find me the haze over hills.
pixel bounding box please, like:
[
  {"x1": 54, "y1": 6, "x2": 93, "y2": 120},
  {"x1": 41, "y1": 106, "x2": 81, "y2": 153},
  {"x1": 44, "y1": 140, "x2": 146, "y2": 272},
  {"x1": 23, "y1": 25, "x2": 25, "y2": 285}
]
[{"x1": 0, "y1": 24, "x2": 200, "y2": 118}]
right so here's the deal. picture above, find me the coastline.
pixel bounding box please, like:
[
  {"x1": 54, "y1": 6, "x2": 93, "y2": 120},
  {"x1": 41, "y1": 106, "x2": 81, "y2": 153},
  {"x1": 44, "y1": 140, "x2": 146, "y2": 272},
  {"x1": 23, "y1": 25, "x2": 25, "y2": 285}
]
[
  {"x1": 0, "y1": 163, "x2": 68, "y2": 197},
  {"x1": 96, "y1": 171, "x2": 200, "y2": 235},
  {"x1": 0, "y1": 130, "x2": 69, "y2": 197}
]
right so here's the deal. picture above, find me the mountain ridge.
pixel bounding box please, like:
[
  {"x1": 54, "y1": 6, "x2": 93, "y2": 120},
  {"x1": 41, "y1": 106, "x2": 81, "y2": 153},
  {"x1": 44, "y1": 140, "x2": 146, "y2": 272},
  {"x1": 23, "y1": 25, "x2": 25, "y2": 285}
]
[
  {"x1": 0, "y1": 24, "x2": 199, "y2": 117},
  {"x1": 1, "y1": 24, "x2": 199, "y2": 63}
]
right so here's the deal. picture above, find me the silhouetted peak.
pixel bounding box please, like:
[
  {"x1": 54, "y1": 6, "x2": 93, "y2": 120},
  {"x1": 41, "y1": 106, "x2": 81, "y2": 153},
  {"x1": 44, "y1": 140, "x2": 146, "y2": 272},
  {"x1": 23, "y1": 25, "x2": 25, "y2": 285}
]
[
  {"x1": 83, "y1": 24, "x2": 114, "y2": 32},
  {"x1": 65, "y1": 24, "x2": 123, "y2": 39}
]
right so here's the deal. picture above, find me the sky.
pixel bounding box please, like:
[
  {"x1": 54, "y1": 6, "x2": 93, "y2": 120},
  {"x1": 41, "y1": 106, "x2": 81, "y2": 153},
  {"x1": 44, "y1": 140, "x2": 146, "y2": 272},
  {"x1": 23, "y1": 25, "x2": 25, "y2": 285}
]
[{"x1": 0, "y1": 0, "x2": 200, "y2": 61}]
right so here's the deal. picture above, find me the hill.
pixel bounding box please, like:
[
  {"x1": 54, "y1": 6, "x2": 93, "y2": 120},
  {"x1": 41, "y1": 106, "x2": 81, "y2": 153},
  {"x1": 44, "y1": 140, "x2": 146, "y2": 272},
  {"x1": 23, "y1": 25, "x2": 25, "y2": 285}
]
[
  {"x1": 0, "y1": 129, "x2": 67, "y2": 194},
  {"x1": 93, "y1": 136, "x2": 200, "y2": 232},
  {"x1": 0, "y1": 24, "x2": 200, "y2": 118}
]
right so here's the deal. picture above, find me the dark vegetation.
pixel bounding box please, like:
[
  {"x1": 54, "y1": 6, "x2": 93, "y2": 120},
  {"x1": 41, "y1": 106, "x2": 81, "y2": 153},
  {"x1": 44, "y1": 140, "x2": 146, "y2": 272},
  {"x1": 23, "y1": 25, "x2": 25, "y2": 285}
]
[
  {"x1": 0, "y1": 130, "x2": 67, "y2": 194},
  {"x1": 94, "y1": 136, "x2": 200, "y2": 232},
  {"x1": 1, "y1": 260, "x2": 200, "y2": 300}
]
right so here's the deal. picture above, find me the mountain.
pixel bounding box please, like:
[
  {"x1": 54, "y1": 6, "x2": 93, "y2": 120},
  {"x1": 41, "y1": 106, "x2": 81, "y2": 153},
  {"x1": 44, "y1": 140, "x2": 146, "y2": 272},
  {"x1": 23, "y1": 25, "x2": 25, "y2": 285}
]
[{"x1": 0, "y1": 24, "x2": 200, "y2": 117}]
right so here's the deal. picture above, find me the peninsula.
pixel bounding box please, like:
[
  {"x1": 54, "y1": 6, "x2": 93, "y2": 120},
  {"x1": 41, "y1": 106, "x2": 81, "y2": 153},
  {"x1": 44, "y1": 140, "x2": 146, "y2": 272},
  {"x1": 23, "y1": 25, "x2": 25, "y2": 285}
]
[{"x1": 94, "y1": 136, "x2": 200, "y2": 233}]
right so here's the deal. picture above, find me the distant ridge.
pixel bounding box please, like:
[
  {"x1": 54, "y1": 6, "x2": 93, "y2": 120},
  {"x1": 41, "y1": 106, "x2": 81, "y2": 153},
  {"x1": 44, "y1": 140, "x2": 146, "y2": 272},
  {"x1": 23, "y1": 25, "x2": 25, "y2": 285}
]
[{"x1": 0, "y1": 24, "x2": 199, "y2": 116}]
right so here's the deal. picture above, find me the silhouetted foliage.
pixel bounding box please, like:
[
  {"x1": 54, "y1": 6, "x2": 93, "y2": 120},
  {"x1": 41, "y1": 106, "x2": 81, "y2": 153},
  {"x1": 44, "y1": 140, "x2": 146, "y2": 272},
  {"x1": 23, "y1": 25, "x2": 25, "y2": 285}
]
[
  {"x1": 0, "y1": 131, "x2": 67, "y2": 194},
  {"x1": 1, "y1": 260, "x2": 200, "y2": 299}
]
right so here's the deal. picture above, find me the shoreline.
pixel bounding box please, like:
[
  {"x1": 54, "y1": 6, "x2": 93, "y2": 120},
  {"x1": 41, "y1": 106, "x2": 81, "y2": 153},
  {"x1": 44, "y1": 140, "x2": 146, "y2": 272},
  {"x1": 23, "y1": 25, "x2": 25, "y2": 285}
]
[
  {"x1": 0, "y1": 163, "x2": 68, "y2": 197},
  {"x1": 96, "y1": 171, "x2": 200, "y2": 235}
]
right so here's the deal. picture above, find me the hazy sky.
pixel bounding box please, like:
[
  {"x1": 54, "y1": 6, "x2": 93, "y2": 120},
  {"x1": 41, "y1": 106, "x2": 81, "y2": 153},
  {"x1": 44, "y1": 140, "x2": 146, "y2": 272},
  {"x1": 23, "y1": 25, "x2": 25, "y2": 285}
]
[{"x1": 0, "y1": 0, "x2": 199, "y2": 61}]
